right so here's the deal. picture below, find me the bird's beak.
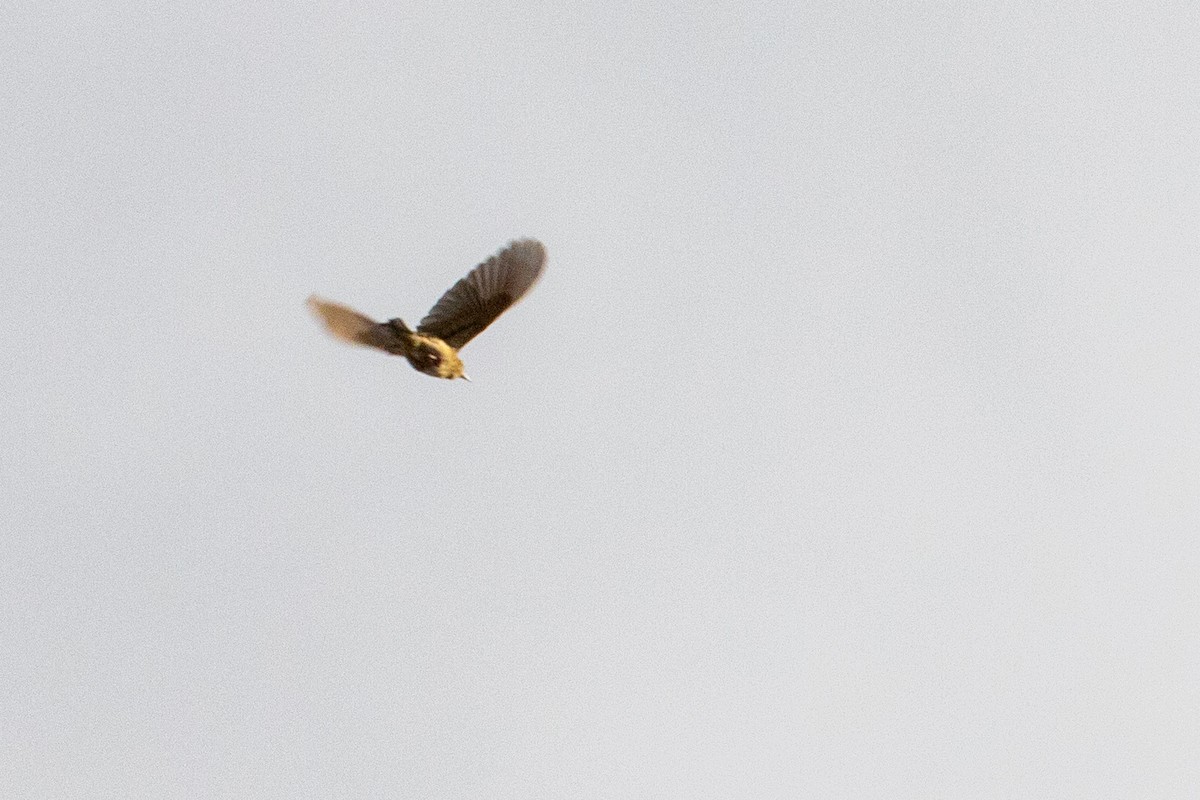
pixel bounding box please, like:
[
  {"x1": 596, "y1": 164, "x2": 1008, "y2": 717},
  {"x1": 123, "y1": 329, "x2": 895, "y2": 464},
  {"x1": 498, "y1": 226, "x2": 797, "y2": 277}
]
[{"x1": 461, "y1": 374, "x2": 471, "y2": 382}]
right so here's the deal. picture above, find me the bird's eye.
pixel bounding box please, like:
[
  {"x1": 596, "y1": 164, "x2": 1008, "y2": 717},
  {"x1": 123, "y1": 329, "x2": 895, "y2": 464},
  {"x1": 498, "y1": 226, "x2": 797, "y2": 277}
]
[{"x1": 425, "y1": 351, "x2": 441, "y2": 365}]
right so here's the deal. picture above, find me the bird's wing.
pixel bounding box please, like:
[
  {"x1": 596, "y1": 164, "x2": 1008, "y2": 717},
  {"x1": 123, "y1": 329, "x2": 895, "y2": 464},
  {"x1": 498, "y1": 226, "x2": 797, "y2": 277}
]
[
  {"x1": 307, "y1": 295, "x2": 398, "y2": 351},
  {"x1": 417, "y1": 239, "x2": 546, "y2": 349}
]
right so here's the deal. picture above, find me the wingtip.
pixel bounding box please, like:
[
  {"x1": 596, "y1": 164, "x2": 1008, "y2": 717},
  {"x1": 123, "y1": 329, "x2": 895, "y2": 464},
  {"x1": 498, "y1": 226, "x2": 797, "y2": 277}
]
[{"x1": 509, "y1": 238, "x2": 547, "y2": 263}]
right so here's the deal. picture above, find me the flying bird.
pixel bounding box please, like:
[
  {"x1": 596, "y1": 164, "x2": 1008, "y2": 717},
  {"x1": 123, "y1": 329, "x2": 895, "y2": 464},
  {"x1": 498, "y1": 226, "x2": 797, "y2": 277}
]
[{"x1": 308, "y1": 238, "x2": 546, "y2": 381}]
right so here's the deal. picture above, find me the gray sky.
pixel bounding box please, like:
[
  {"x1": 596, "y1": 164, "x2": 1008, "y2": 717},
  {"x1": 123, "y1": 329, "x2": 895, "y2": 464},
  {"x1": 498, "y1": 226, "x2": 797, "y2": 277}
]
[{"x1": 3, "y1": 2, "x2": 1197, "y2": 797}]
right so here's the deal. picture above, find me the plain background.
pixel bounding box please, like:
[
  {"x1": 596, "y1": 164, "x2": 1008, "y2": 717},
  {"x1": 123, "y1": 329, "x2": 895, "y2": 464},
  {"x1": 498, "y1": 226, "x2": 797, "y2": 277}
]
[{"x1": 3, "y1": 2, "x2": 1197, "y2": 797}]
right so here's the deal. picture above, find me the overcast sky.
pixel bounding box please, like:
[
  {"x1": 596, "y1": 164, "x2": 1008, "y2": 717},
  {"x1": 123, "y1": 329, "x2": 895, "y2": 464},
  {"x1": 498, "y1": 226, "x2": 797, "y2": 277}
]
[{"x1": 3, "y1": 2, "x2": 1198, "y2": 797}]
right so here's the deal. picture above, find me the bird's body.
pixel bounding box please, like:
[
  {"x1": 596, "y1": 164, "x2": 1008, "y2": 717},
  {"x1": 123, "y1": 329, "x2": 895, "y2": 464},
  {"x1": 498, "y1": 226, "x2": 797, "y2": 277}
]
[{"x1": 308, "y1": 239, "x2": 546, "y2": 380}]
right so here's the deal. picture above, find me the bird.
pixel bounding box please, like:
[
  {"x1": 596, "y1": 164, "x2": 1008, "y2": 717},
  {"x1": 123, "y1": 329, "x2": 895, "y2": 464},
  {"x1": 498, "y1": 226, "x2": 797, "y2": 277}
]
[{"x1": 307, "y1": 238, "x2": 546, "y2": 381}]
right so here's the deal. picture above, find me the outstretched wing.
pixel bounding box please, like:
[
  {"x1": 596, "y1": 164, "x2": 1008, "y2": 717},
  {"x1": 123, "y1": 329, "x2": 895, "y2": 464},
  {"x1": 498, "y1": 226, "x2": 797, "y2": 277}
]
[
  {"x1": 307, "y1": 295, "x2": 400, "y2": 352},
  {"x1": 417, "y1": 239, "x2": 546, "y2": 349}
]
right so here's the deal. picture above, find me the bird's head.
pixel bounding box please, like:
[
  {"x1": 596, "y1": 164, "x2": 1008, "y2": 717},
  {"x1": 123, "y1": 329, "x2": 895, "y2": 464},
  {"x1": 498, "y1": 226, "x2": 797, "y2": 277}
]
[{"x1": 410, "y1": 335, "x2": 469, "y2": 380}]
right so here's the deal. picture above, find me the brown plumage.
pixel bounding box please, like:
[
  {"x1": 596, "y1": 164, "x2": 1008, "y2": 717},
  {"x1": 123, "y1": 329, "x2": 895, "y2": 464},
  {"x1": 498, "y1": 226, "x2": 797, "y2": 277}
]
[{"x1": 308, "y1": 238, "x2": 546, "y2": 380}]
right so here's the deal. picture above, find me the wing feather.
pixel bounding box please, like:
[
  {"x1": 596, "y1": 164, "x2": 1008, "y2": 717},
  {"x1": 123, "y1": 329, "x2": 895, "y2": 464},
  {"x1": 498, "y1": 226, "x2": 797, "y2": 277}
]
[
  {"x1": 417, "y1": 239, "x2": 546, "y2": 349},
  {"x1": 307, "y1": 295, "x2": 400, "y2": 351}
]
